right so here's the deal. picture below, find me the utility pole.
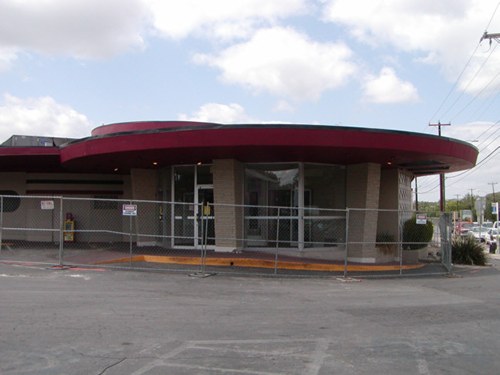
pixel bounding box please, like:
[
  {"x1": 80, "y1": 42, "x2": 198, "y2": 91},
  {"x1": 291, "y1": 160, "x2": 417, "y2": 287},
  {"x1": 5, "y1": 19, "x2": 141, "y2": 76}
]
[
  {"x1": 489, "y1": 182, "x2": 497, "y2": 202},
  {"x1": 429, "y1": 122, "x2": 451, "y2": 212},
  {"x1": 480, "y1": 31, "x2": 500, "y2": 44}
]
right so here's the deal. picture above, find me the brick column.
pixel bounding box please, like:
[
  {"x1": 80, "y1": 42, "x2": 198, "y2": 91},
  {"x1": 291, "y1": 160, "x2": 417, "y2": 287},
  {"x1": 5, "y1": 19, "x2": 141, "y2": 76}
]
[
  {"x1": 346, "y1": 163, "x2": 381, "y2": 262},
  {"x1": 378, "y1": 169, "x2": 399, "y2": 239},
  {"x1": 212, "y1": 159, "x2": 244, "y2": 252},
  {"x1": 131, "y1": 168, "x2": 159, "y2": 246}
]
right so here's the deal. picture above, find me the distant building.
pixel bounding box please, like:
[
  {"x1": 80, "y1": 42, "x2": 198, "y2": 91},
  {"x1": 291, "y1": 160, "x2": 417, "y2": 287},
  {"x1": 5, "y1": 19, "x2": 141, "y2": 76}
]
[{"x1": 0, "y1": 121, "x2": 478, "y2": 262}]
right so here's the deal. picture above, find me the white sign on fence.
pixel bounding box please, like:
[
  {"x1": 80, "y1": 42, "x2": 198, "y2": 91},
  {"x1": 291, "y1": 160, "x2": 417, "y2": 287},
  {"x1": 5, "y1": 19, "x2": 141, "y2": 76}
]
[
  {"x1": 416, "y1": 213, "x2": 427, "y2": 225},
  {"x1": 122, "y1": 204, "x2": 137, "y2": 216},
  {"x1": 40, "y1": 200, "x2": 54, "y2": 210}
]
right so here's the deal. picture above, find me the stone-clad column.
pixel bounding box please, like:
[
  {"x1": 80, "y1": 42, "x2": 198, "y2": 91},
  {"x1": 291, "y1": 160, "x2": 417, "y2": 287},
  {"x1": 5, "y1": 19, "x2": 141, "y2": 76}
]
[
  {"x1": 346, "y1": 163, "x2": 381, "y2": 262},
  {"x1": 131, "y1": 168, "x2": 159, "y2": 246},
  {"x1": 212, "y1": 159, "x2": 244, "y2": 252}
]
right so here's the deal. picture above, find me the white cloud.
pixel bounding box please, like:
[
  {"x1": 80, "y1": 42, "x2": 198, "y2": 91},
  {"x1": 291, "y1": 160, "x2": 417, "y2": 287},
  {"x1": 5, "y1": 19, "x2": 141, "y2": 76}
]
[
  {"x1": 273, "y1": 100, "x2": 295, "y2": 112},
  {"x1": 144, "y1": 0, "x2": 308, "y2": 40},
  {"x1": 0, "y1": 47, "x2": 18, "y2": 72},
  {"x1": 0, "y1": 94, "x2": 93, "y2": 142},
  {"x1": 322, "y1": 0, "x2": 500, "y2": 94},
  {"x1": 194, "y1": 27, "x2": 356, "y2": 100},
  {"x1": 0, "y1": 0, "x2": 147, "y2": 59},
  {"x1": 362, "y1": 67, "x2": 419, "y2": 104},
  {"x1": 178, "y1": 103, "x2": 254, "y2": 123}
]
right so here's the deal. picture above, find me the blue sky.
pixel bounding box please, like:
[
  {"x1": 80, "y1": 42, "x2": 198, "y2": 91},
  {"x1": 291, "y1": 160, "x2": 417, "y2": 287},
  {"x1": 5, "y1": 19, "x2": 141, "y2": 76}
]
[{"x1": 0, "y1": 0, "x2": 499, "y2": 204}]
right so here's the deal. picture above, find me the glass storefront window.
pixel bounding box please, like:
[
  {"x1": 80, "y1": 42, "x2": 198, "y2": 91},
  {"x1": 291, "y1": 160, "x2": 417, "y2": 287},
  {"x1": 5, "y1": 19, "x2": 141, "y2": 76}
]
[
  {"x1": 245, "y1": 164, "x2": 298, "y2": 208},
  {"x1": 244, "y1": 163, "x2": 346, "y2": 249},
  {"x1": 304, "y1": 164, "x2": 345, "y2": 212},
  {"x1": 304, "y1": 164, "x2": 346, "y2": 247},
  {"x1": 245, "y1": 164, "x2": 299, "y2": 247}
]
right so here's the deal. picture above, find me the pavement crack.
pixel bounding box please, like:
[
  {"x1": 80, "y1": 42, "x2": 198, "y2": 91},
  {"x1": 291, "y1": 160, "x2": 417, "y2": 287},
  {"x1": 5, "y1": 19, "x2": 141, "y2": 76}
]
[{"x1": 97, "y1": 357, "x2": 126, "y2": 375}]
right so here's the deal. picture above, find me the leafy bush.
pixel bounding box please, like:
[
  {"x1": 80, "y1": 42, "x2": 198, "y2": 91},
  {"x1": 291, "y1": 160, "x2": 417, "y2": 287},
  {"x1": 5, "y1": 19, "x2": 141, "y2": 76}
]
[
  {"x1": 402, "y1": 216, "x2": 433, "y2": 250},
  {"x1": 452, "y1": 235, "x2": 488, "y2": 266}
]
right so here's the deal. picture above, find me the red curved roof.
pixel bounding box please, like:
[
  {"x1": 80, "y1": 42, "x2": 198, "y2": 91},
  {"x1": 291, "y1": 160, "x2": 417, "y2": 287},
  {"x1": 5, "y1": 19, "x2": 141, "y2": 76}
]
[
  {"x1": 0, "y1": 146, "x2": 62, "y2": 172},
  {"x1": 0, "y1": 121, "x2": 477, "y2": 175},
  {"x1": 55, "y1": 121, "x2": 477, "y2": 175}
]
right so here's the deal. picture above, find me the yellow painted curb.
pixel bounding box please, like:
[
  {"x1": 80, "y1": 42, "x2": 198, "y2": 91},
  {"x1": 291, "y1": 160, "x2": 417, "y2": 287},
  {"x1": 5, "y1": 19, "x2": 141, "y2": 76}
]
[{"x1": 95, "y1": 255, "x2": 425, "y2": 272}]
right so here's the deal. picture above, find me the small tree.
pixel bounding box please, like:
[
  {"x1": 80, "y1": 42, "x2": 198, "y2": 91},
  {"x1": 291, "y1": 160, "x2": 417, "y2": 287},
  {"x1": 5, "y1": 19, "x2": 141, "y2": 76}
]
[{"x1": 402, "y1": 216, "x2": 434, "y2": 250}]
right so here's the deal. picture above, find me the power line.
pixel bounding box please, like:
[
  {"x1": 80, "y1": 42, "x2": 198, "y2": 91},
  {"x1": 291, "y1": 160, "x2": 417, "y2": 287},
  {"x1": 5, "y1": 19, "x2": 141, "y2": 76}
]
[
  {"x1": 450, "y1": 67, "x2": 500, "y2": 122},
  {"x1": 428, "y1": 44, "x2": 481, "y2": 124},
  {"x1": 446, "y1": 145, "x2": 500, "y2": 183},
  {"x1": 441, "y1": 44, "x2": 498, "y2": 122},
  {"x1": 485, "y1": 1, "x2": 500, "y2": 31},
  {"x1": 417, "y1": 143, "x2": 500, "y2": 197},
  {"x1": 473, "y1": 121, "x2": 500, "y2": 144},
  {"x1": 429, "y1": 1, "x2": 500, "y2": 124}
]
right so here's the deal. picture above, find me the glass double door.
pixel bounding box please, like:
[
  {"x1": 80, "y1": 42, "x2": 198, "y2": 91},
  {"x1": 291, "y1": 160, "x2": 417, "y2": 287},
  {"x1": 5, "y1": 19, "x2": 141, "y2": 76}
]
[{"x1": 173, "y1": 184, "x2": 214, "y2": 248}]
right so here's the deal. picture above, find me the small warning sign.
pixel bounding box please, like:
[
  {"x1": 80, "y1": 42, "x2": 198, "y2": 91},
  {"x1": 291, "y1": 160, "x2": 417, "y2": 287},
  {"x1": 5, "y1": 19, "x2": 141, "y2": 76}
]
[
  {"x1": 122, "y1": 204, "x2": 138, "y2": 216},
  {"x1": 416, "y1": 213, "x2": 427, "y2": 225},
  {"x1": 40, "y1": 200, "x2": 54, "y2": 210}
]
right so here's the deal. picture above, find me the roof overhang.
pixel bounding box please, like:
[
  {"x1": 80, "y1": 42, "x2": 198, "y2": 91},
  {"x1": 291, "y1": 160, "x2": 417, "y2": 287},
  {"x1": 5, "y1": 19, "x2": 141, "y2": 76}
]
[{"x1": 0, "y1": 122, "x2": 478, "y2": 176}]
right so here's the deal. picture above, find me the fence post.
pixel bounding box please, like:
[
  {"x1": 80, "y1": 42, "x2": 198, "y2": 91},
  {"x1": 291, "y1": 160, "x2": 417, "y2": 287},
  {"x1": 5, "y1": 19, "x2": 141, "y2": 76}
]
[
  {"x1": 0, "y1": 196, "x2": 3, "y2": 255},
  {"x1": 399, "y1": 209, "x2": 403, "y2": 276},
  {"x1": 344, "y1": 208, "x2": 349, "y2": 278},
  {"x1": 439, "y1": 213, "x2": 453, "y2": 274},
  {"x1": 200, "y1": 203, "x2": 207, "y2": 274},
  {"x1": 274, "y1": 207, "x2": 281, "y2": 275},
  {"x1": 129, "y1": 201, "x2": 133, "y2": 267},
  {"x1": 58, "y1": 197, "x2": 64, "y2": 266}
]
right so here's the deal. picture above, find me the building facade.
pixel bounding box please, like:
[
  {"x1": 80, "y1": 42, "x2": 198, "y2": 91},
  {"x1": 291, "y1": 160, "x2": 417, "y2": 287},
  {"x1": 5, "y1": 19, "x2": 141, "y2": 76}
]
[{"x1": 0, "y1": 121, "x2": 478, "y2": 262}]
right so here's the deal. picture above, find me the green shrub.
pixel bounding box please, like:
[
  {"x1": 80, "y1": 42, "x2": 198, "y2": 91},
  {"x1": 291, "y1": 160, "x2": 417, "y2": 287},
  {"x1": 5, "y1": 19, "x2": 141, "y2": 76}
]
[
  {"x1": 402, "y1": 216, "x2": 433, "y2": 250},
  {"x1": 452, "y1": 235, "x2": 488, "y2": 266}
]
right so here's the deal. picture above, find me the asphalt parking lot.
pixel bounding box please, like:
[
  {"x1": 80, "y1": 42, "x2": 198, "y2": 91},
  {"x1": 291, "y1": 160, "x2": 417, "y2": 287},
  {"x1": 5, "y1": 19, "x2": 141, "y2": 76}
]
[{"x1": 1, "y1": 257, "x2": 500, "y2": 375}]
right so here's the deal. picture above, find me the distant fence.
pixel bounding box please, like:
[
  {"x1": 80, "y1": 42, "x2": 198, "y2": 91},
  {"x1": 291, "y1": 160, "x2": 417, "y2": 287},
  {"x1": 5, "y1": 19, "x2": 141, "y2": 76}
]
[{"x1": 0, "y1": 195, "x2": 453, "y2": 277}]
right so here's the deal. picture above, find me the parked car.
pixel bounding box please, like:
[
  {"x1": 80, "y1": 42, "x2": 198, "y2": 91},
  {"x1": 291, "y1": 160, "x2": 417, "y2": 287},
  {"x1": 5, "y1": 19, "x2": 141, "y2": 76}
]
[
  {"x1": 468, "y1": 226, "x2": 488, "y2": 243},
  {"x1": 455, "y1": 221, "x2": 474, "y2": 235},
  {"x1": 487, "y1": 228, "x2": 499, "y2": 243},
  {"x1": 483, "y1": 221, "x2": 493, "y2": 229}
]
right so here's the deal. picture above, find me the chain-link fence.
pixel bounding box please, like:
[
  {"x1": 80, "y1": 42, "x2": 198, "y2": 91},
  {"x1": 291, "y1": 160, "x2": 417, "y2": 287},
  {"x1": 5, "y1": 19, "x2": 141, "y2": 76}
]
[{"x1": 0, "y1": 195, "x2": 455, "y2": 277}]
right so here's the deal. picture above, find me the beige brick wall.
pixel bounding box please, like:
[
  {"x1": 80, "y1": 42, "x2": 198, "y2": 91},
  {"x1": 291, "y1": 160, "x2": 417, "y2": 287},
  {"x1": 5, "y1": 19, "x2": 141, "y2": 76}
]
[
  {"x1": 131, "y1": 168, "x2": 159, "y2": 246},
  {"x1": 377, "y1": 169, "x2": 399, "y2": 240},
  {"x1": 212, "y1": 159, "x2": 244, "y2": 251},
  {"x1": 0, "y1": 172, "x2": 132, "y2": 243},
  {"x1": 346, "y1": 163, "x2": 381, "y2": 261}
]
